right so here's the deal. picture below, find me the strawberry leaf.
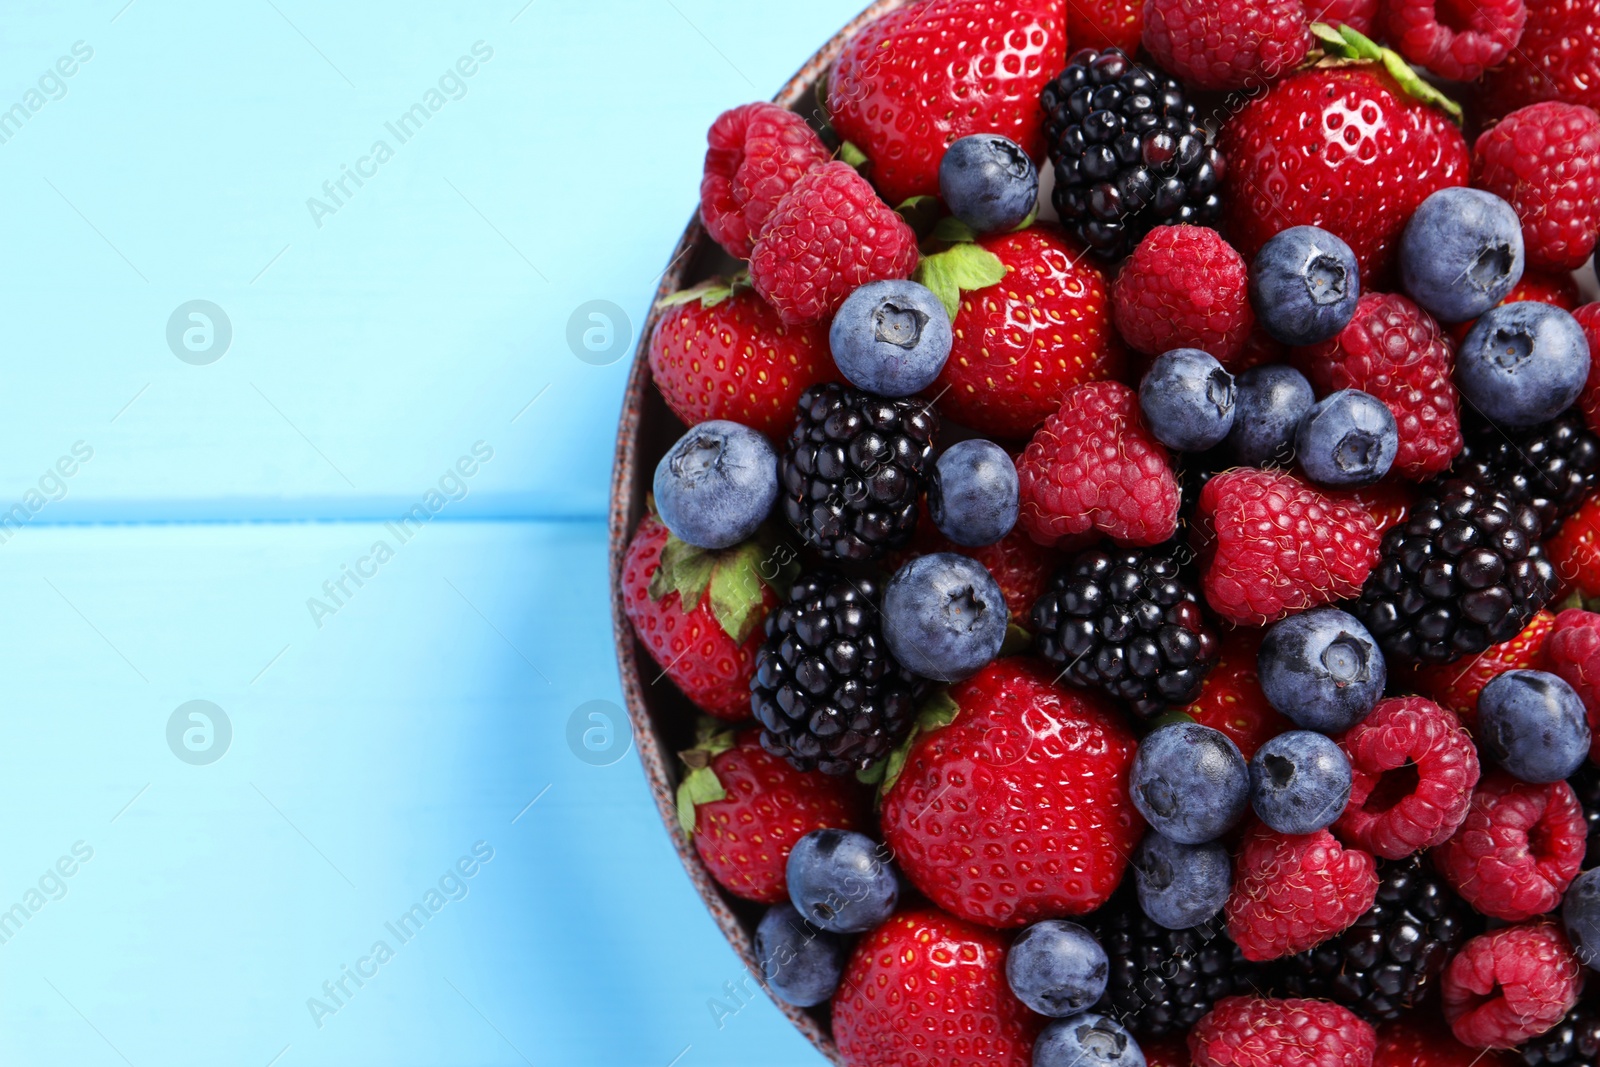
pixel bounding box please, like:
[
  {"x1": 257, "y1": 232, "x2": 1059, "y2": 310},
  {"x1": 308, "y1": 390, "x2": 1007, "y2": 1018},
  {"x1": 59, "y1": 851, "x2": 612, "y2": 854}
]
[
  {"x1": 838, "y1": 141, "x2": 868, "y2": 170},
  {"x1": 647, "y1": 533, "x2": 716, "y2": 608},
  {"x1": 1309, "y1": 22, "x2": 1464, "y2": 124},
  {"x1": 931, "y1": 216, "x2": 979, "y2": 244},
  {"x1": 913, "y1": 243, "x2": 1009, "y2": 320},
  {"x1": 675, "y1": 765, "x2": 726, "y2": 834},
  {"x1": 656, "y1": 276, "x2": 740, "y2": 310},
  {"x1": 877, "y1": 689, "x2": 962, "y2": 798},
  {"x1": 708, "y1": 541, "x2": 773, "y2": 644},
  {"x1": 999, "y1": 623, "x2": 1033, "y2": 658}
]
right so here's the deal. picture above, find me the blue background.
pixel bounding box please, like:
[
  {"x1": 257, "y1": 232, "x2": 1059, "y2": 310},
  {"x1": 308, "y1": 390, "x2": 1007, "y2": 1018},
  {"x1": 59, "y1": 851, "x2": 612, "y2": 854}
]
[{"x1": 0, "y1": 2, "x2": 865, "y2": 1063}]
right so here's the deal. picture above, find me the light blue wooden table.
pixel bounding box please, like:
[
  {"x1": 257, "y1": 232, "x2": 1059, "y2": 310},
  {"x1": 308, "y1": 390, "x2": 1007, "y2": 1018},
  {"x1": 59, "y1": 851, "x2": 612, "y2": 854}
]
[{"x1": 0, "y1": 2, "x2": 863, "y2": 1063}]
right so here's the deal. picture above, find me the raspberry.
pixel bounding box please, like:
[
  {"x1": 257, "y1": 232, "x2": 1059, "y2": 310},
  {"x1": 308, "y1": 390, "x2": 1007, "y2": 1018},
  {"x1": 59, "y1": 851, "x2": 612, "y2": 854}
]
[
  {"x1": 1190, "y1": 995, "x2": 1377, "y2": 1067},
  {"x1": 1543, "y1": 609, "x2": 1600, "y2": 764},
  {"x1": 1292, "y1": 293, "x2": 1462, "y2": 481},
  {"x1": 1226, "y1": 823, "x2": 1379, "y2": 961},
  {"x1": 1334, "y1": 696, "x2": 1481, "y2": 860},
  {"x1": 1016, "y1": 381, "x2": 1180, "y2": 548},
  {"x1": 1143, "y1": 0, "x2": 1312, "y2": 92},
  {"x1": 1193, "y1": 467, "x2": 1380, "y2": 627},
  {"x1": 748, "y1": 162, "x2": 918, "y2": 326},
  {"x1": 1315, "y1": 0, "x2": 1379, "y2": 34},
  {"x1": 698, "y1": 102, "x2": 831, "y2": 260},
  {"x1": 1413, "y1": 610, "x2": 1554, "y2": 731},
  {"x1": 1442, "y1": 922, "x2": 1581, "y2": 1048},
  {"x1": 1434, "y1": 772, "x2": 1586, "y2": 922},
  {"x1": 1574, "y1": 303, "x2": 1600, "y2": 436},
  {"x1": 1548, "y1": 495, "x2": 1600, "y2": 601},
  {"x1": 1112, "y1": 226, "x2": 1256, "y2": 365},
  {"x1": 1476, "y1": 0, "x2": 1600, "y2": 120},
  {"x1": 1382, "y1": 0, "x2": 1528, "y2": 82},
  {"x1": 1474, "y1": 103, "x2": 1600, "y2": 272}
]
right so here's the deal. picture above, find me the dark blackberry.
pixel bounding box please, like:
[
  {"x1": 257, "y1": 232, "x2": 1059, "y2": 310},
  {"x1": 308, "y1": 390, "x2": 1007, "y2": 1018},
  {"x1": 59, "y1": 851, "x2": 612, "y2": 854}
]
[
  {"x1": 750, "y1": 571, "x2": 921, "y2": 776},
  {"x1": 1031, "y1": 542, "x2": 1218, "y2": 718},
  {"x1": 778, "y1": 383, "x2": 938, "y2": 562},
  {"x1": 1519, "y1": 999, "x2": 1600, "y2": 1066},
  {"x1": 1354, "y1": 478, "x2": 1557, "y2": 665},
  {"x1": 1277, "y1": 853, "x2": 1478, "y2": 1022},
  {"x1": 1572, "y1": 762, "x2": 1600, "y2": 870},
  {"x1": 1040, "y1": 47, "x2": 1224, "y2": 261},
  {"x1": 1089, "y1": 891, "x2": 1263, "y2": 1040},
  {"x1": 1452, "y1": 411, "x2": 1600, "y2": 534}
]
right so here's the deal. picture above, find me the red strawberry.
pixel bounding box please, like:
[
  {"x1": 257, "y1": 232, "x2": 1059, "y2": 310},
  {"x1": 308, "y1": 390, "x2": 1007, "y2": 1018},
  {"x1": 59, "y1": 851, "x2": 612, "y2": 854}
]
[
  {"x1": 1474, "y1": 102, "x2": 1600, "y2": 272},
  {"x1": 930, "y1": 226, "x2": 1125, "y2": 440},
  {"x1": 1221, "y1": 62, "x2": 1470, "y2": 283},
  {"x1": 1142, "y1": 1037, "x2": 1194, "y2": 1067},
  {"x1": 698, "y1": 102, "x2": 831, "y2": 259},
  {"x1": 1143, "y1": 0, "x2": 1313, "y2": 92},
  {"x1": 1373, "y1": 1018, "x2": 1514, "y2": 1067},
  {"x1": 880, "y1": 658, "x2": 1143, "y2": 927},
  {"x1": 898, "y1": 510, "x2": 1059, "y2": 625},
  {"x1": 1190, "y1": 995, "x2": 1376, "y2": 1067},
  {"x1": 676, "y1": 726, "x2": 866, "y2": 903},
  {"x1": 1573, "y1": 302, "x2": 1600, "y2": 435},
  {"x1": 1413, "y1": 610, "x2": 1554, "y2": 731},
  {"x1": 1226, "y1": 822, "x2": 1379, "y2": 961},
  {"x1": 621, "y1": 512, "x2": 784, "y2": 719},
  {"x1": 1442, "y1": 921, "x2": 1582, "y2": 1048},
  {"x1": 1182, "y1": 628, "x2": 1294, "y2": 760},
  {"x1": 1446, "y1": 270, "x2": 1582, "y2": 344},
  {"x1": 1544, "y1": 608, "x2": 1600, "y2": 763},
  {"x1": 1433, "y1": 771, "x2": 1585, "y2": 922},
  {"x1": 1113, "y1": 225, "x2": 1256, "y2": 365},
  {"x1": 826, "y1": 0, "x2": 1066, "y2": 206},
  {"x1": 1069, "y1": 0, "x2": 1145, "y2": 52},
  {"x1": 1292, "y1": 293, "x2": 1461, "y2": 481},
  {"x1": 1476, "y1": 0, "x2": 1600, "y2": 120},
  {"x1": 1016, "y1": 381, "x2": 1180, "y2": 548},
  {"x1": 1192, "y1": 468, "x2": 1381, "y2": 626},
  {"x1": 831, "y1": 907, "x2": 1039, "y2": 1067},
  {"x1": 647, "y1": 282, "x2": 834, "y2": 441},
  {"x1": 1382, "y1": 0, "x2": 1527, "y2": 82}
]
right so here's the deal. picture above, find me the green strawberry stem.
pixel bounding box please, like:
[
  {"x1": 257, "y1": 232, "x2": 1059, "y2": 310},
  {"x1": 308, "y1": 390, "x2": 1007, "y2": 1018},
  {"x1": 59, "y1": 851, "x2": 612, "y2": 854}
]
[
  {"x1": 646, "y1": 528, "x2": 799, "y2": 644},
  {"x1": 859, "y1": 689, "x2": 962, "y2": 796},
  {"x1": 1309, "y1": 22, "x2": 1463, "y2": 124},
  {"x1": 675, "y1": 719, "x2": 738, "y2": 834}
]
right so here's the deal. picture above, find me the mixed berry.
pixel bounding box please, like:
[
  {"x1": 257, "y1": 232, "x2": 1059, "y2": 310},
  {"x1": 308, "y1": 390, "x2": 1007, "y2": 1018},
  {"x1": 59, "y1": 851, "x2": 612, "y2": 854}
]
[{"x1": 621, "y1": 2, "x2": 1600, "y2": 1064}]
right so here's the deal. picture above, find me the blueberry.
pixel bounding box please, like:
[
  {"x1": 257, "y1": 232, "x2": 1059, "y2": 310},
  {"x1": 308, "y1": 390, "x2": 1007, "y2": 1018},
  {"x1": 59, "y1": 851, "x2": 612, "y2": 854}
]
[
  {"x1": 1456, "y1": 301, "x2": 1592, "y2": 430},
  {"x1": 1131, "y1": 831, "x2": 1231, "y2": 930},
  {"x1": 1005, "y1": 919, "x2": 1109, "y2": 1017},
  {"x1": 1034, "y1": 1013, "x2": 1146, "y2": 1067},
  {"x1": 1258, "y1": 607, "x2": 1385, "y2": 732},
  {"x1": 1563, "y1": 867, "x2": 1600, "y2": 970},
  {"x1": 938, "y1": 134, "x2": 1039, "y2": 234},
  {"x1": 1248, "y1": 730, "x2": 1352, "y2": 834},
  {"x1": 1476, "y1": 669, "x2": 1592, "y2": 783},
  {"x1": 652, "y1": 420, "x2": 778, "y2": 549},
  {"x1": 1128, "y1": 722, "x2": 1250, "y2": 845},
  {"x1": 1227, "y1": 364, "x2": 1314, "y2": 468},
  {"x1": 929, "y1": 440, "x2": 1018, "y2": 547},
  {"x1": 753, "y1": 902, "x2": 849, "y2": 1006},
  {"x1": 1250, "y1": 225, "x2": 1361, "y2": 346},
  {"x1": 882, "y1": 552, "x2": 1009, "y2": 682},
  {"x1": 829, "y1": 280, "x2": 953, "y2": 398},
  {"x1": 785, "y1": 828, "x2": 899, "y2": 934},
  {"x1": 1139, "y1": 348, "x2": 1237, "y2": 452},
  {"x1": 1399, "y1": 187, "x2": 1524, "y2": 323},
  {"x1": 1294, "y1": 388, "x2": 1398, "y2": 488}
]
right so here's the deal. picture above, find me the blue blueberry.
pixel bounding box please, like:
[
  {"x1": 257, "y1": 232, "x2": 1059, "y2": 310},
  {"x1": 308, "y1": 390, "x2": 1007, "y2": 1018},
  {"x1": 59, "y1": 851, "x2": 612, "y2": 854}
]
[
  {"x1": 938, "y1": 134, "x2": 1039, "y2": 234},
  {"x1": 652, "y1": 420, "x2": 778, "y2": 549},
  {"x1": 753, "y1": 902, "x2": 849, "y2": 1006},
  {"x1": 883, "y1": 552, "x2": 1009, "y2": 682},
  {"x1": 829, "y1": 280, "x2": 953, "y2": 398},
  {"x1": 1005, "y1": 919, "x2": 1109, "y2": 1017},
  {"x1": 1128, "y1": 722, "x2": 1250, "y2": 845},
  {"x1": 1131, "y1": 831, "x2": 1231, "y2": 930},
  {"x1": 1563, "y1": 868, "x2": 1600, "y2": 971},
  {"x1": 1476, "y1": 669, "x2": 1592, "y2": 784},
  {"x1": 1457, "y1": 301, "x2": 1592, "y2": 430},
  {"x1": 929, "y1": 440, "x2": 1019, "y2": 547},
  {"x1": 1249, "y1": 730, "x2": 1353, "y2": 835},
  {"x1": 1250, "y1": 225, "x2": 1361, "y2": 346},
  {"x1": 1139, "y1": 348, "x2": 1237, "y2": 452},
  {"x1": 1399, "y1": 187, "x2": 1525, "y2": 323},
  {"x1": 785, "y1": 828, "x2": 899, "y2": 934},
  {"x1": 1034, "y1": 1013, "x2": 1145, "y2": 1067},
  {"x1": 1228, "y1": 365, "x2": 1315, "y2": 468},
  {"x1": 1258, "y1": 607, "x2": 1386, "y2": 732},
  {"x1": 1294, "y1": 389, "x2": 1398, "y2": 488}
]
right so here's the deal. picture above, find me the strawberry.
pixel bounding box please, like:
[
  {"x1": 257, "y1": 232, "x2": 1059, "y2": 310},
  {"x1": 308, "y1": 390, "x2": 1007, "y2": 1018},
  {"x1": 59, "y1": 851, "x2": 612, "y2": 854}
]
[
  {"x1": 1069, "y1": 0, "x2": 1145, "y2": 52},
  {"x1": 879, "y1": 657, "x2": 1143, "y2": 927},
  {"x1": 1547, "y1": 489, "x2": 1600, "y2": 600},
  {"x1": 675, "y1": 724, "x2": 865, "y2": 904},
  {"x1": 1182, "y1": 628, "x2": 1293, "y2": 760},
  {"x1": 1544, "y1": 608, "x2": 1600, "y2": 764},
  {"x1": 1413, "y1": 610, "x2": 1554, "y2": 732},
  {"x1": 647, "y1": 280, "x2": 834, "y2": 441},
  {"x1": 927, "y1": 225, "x2": 1124, "y2": 440},
  {"x1": 620, "y1": 511, "x2": 786, "y2": 720},
  {"x1": 827, "y1": 0, "x2": 1066, "y2": 206},
  {"x1": 1374, "y1": 1018, "x2": 1514, "y2": 1067},
  {"x1": 831, "y1": 907, "x2": 1039, "y2": 1067}
]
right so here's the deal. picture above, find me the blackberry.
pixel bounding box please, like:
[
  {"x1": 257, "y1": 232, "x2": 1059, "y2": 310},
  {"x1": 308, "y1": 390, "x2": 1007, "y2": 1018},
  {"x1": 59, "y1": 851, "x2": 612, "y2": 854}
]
[
  {"x1": 750, "y1": 571, "x2": 921, "y2": 776},
  {"x1": 1452, "y1": 411, "x2": 1600, "y2": 534},
  {"x1": 1355, "y1": 478, "x2": 1557, "y2": 665},
  {"x1": 1088, "y1": 891, "x2": 1263, "y2": 1040},
  {"x1": 779, "y1": 383, "x2": 938, "y2": 562},
  {"x1": 1031, "y1": 542, "x2": 1218, "y2": 718},
  {"x1": 1519, "y1": 999, "x2": 1600, "y2": 1066},
  {"x1": 1277, "y1": 853, "x2": 1478, "y2": 1022},
  {"x1": 1040, "y1": 47, "x2": 1224, "y2": 261},
  {"x1": 1572, "y1": 762, "x2": 1600, "y2": 870}
]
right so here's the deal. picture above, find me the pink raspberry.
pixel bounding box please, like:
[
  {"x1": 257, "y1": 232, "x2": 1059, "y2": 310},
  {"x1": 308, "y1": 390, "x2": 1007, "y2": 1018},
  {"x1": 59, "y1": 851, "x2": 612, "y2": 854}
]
[
  {"x1": 1546, "y1": 607, "x2": 1600, "y2": 763},
  {"x1": 1442, "y1": 922, "x2": 1581, "y2": 1048},
  {"x1": 1313, "y1": 0, "x2": 1379, "y2": 34},
  {"x1": 1474, "y1": 102, "x2": 1600, "y2": 272},
  {"x1": 1191, "y1": 996, "x2": 1376, "y2": 1067},
  {"x1": 1112, "y1": 226, "x2": 1256, "y2": 365},
  {"x1": 1433, "y1": 771, "x2": 1586, "y2": 922},
  {"x1": 1383, "y1": 0, "x2": 1528, "y2": 82},
  {"x1": 1015, "y1": 381, "x2": 1180, "y2": 548},
  {"x1": 1575, "y1": 303, "x2": 1600, "y2": 435},
  {"x1": 1226, "y1": 822, "x2": 1379, "y2": 961},
  {"x1": 1143, "y1": 0, "x2": 1313, "y2": 92},
  {"x1": 699, "y1": 102, "x2": 831, "y2": 260}
]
